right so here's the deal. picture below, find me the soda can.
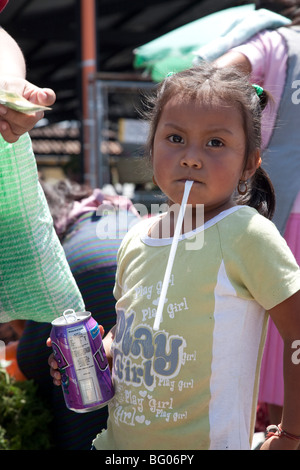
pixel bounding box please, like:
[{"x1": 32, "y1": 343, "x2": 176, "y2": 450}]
[{"x1": 50, "y1": 309, "x2": 114, "y2": 413}]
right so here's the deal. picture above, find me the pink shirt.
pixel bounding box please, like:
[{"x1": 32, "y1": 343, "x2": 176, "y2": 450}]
[{"x1": 233, "y1": 29, "x2": 288, "y2": 149}]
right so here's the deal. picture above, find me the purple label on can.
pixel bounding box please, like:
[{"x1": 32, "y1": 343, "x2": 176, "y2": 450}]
[{"x1": 51, "y1": 310, "x2": 114, "y2": 413}]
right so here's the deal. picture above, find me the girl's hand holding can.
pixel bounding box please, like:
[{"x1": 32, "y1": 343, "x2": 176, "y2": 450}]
[
  {"x1": 46, "y1": 322, "x2": 106, "y2": 387},
  {"x1": 47, "y1": 337, "x2": 62, "y2": 386}
]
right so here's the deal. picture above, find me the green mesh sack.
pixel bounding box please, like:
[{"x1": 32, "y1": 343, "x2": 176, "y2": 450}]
[{"x1": 0, "y1": 133, "x2": 84, "y2": 322}]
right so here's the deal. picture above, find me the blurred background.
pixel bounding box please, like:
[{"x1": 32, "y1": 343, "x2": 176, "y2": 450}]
[{"x1": 1, "y1": 0, "x2": 253, "y2": 203}]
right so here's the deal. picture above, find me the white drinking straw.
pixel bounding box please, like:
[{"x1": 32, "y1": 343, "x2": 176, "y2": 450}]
[{"x1": 153, "y1": 180, "x2": 193, "y2": 330}]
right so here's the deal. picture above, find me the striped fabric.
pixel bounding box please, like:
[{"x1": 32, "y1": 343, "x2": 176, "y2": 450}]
[{"x1": 0, "y1": 133, "x2": 84, "y2": 322}]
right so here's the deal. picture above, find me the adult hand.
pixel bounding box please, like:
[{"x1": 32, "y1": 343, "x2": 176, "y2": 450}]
[{"x1": 0, "y1": 76, "x2": 56, "y2": 142}]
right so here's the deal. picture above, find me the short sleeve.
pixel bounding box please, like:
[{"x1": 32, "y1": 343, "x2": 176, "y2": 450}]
[
  {"x1": 222, "y1": 209, "x2": 300, "y2": 311},
  {"x1": 232, "y1": 29, "x2": 288, "y2": 148},
  {"x1": 232, "y1": 29, "x2": 286, "y2": 85}
]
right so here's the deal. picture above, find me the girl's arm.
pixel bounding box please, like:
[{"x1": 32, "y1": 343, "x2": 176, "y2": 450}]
[
  {"x1": 261, "y1": 289, "x2": 300, "y2": 450},
  {"x1": 0, "y1": 27, "x2": 56, "y2": 142},
  {"x1": 102, "y1": 325, "x2": 116, "y2": 371}
]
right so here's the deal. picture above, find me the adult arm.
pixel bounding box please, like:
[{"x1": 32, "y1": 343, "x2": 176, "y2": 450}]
[
  {"x1": 214, "y1": 50, "x2": 252, "y2": 74},
  {"x1": 0, "y1": 27, "x2": 56, "y2": 142}
]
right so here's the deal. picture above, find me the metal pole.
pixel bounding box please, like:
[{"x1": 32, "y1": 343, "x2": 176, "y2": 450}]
[{"x1": 80, "y1": 0, "x2": 97, "y2": 187}]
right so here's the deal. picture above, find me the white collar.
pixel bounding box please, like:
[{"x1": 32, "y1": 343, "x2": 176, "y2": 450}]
[{"x1": 141, "y1": 205, "x2": 244, "y2": 246}]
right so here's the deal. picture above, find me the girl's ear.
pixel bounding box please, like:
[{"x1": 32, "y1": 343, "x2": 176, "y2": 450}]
[{"x1": 243, "y1": 149, "x2": 261, "y2": 180}]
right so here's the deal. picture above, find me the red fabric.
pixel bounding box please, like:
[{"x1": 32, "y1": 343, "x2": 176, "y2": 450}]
[
  {"x1": 0, "y1": 0, "x2": 8, "y2": 13},
  {"x1": 255, "y1": 402, "x2": 270, "y2": 432}
]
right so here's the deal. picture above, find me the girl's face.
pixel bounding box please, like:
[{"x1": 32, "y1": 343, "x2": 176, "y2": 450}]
[{"x1": 152, "y1": 96, "x2": 259, "y2": 221}]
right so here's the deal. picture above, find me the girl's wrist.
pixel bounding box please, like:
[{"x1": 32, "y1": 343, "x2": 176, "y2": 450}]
[{"x1": 266, "y1": 424, "x2": 300, "y2": 442}]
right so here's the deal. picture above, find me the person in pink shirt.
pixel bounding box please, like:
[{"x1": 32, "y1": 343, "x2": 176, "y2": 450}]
[{"x1": 215, "y1": 0, "x2": 300, "y2": 432}]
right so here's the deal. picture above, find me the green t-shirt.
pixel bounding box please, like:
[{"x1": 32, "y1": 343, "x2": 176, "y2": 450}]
[{"x1": 93, "y1": 206, "x2": 300, "y2": 450}]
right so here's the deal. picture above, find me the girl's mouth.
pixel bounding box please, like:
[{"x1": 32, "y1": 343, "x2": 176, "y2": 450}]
[{"x1": 179, "y1": 178, "x2": 202, "y2": 185}]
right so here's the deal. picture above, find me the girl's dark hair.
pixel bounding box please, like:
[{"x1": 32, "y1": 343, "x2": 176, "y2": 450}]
[
  {"x1": 143, "y1": 63, "x2": 275, "y2": 219},
  {"x1": 255, "y1": 0, "x2": 300, "y2": 26}
]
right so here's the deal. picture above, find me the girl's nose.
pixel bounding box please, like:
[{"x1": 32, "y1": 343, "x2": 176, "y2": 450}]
[{"x1": 180, "y1": 149, "x2": 202, "y2": 168}]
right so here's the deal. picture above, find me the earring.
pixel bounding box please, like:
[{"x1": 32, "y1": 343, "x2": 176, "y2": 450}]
[{"x1": 238, "y1": 180, "x2": 248, "y2": 195}]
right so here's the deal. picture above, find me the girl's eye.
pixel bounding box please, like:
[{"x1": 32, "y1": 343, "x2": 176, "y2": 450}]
[
  {"x1": 207, "y1": 139, "x2": 223, "y2": 147},
  {"x1": 168, "y1": 134, "x2": 183, "y2": 144}
]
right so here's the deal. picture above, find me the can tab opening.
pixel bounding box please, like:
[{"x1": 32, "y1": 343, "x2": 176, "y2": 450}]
[{"x1": 63, "y1": 309, "x2": 78, "y2": 323}]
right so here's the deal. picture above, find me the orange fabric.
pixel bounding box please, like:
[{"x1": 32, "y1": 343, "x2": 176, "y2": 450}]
[{"x1": 5, "y1": 341, "x2": 27, "y2": 381}]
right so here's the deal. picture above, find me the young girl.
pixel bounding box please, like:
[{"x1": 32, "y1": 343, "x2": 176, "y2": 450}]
[{"x1": 50, "y1": 63, "x2": 300, "y2": 450}]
